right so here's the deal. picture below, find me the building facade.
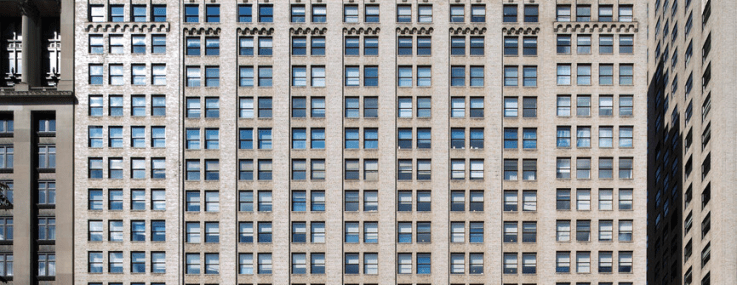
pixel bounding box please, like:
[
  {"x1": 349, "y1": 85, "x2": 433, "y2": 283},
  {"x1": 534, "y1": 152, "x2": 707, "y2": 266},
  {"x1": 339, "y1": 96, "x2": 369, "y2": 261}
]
[
  {"x1": 72, "y1": 0, "x2": 646, "y2": 285},
  {"x1": 647, "y1": 0, "x2": 737, "y2": 285}
]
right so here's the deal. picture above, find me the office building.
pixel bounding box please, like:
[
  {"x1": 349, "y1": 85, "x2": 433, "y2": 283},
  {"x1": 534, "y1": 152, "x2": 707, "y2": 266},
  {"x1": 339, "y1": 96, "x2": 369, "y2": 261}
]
[
  {"x1": 647, "y1": 0, "x2": 734, "y2": 285},
  {"x1": 0, "y1": 0, "x2": 75, "y2": 284},
  {"x1": 73, "y1": 1, "x2": 647, "y2": 284}
]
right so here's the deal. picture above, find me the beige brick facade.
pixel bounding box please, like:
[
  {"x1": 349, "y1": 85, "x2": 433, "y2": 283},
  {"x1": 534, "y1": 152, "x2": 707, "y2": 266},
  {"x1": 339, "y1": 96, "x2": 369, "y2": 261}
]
[{"x1": 72, "y1": 0, "x2": 648, "y2": 284}]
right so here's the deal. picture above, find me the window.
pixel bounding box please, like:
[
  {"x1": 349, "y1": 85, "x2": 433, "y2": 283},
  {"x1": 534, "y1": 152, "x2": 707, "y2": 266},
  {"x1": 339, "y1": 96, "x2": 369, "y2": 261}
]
[
  {"x1": 577, "y1": 96, "x2": 591, "y2": 116},
  {"x1": 619, "y1": 126, "x2": 633, "y2": 147},
  {"x1": 556, "y1": 252, "x2": 571, "y2": 273},
  {"x1": 204, "y1": 4, "x2": 220, "y2": 22},
  {"x1": 594, "y1": 34, "x2": 613, "y2": 55},
  {"x1": 557, "y1": 35, "x2": 571, "y2": 54},
  {"x1": 108, "y1": 158, "x2": 123, "y2": 179},
  {"x1": 577, "y1": 190, "x2": 591, "y2": 211},
  {"x1": 88, "y1": 158, "x2": 102, "y2": 178},
  {"x1": 577, "y1": 252, "x2": 591, "y2": 273},
  {"x1": 152, "y1": 5, "x2": 166, "y2": 22},
  {"x1": 258, "y1": 38, "x2": 273, "y2": 56},
  {"x1": 344, "y1": 5, "x2": 358, "y2": 22},
  {"x1": 522, "y1": 159, "x2": 536, "y2": 180},
  {"x1": 132, "y1": 5, "x2": 147, "y2": 22},
  {"x1": 292, "y1": 66, "x2": 306, "y2": 87},
  {"x1": 471, "y1": 5, "x2": 485, "y2": 22},
  {"x1": 577, "y1": 5, "x2": 591, "y2": 22},
  {"x1": 238, "y1": 191, "x2": 253, "y2": 212},
  {"x1": 418, "y1": 5, "x2": 432, "y2": 23},
  {"x1": 291, "y1": 4, "x2": 305, "y2": 22},
  {"x1": 598, "y1": 5, "x2": 613, "y2": 22},
  {"x1": 557, "y1": 221, "x2": 571, "y2": 241},
  {"x1": 523, "y1": 37, "x2": 537, "y2": 56},
  {"x1": 620, "y1": 189, "x2": 633, "y2": 210},
  {"x1": 620, "y1": 64, "x2": 634, "y2": 85},
  {"x1": 619, "y1": 252, "x2": 633, "y2": 273},
  {"x1": 619, "y1": 220, "x2": 633, "y2": 241},
  {"x1": 552, "y1": 157, "x2": 572, "y2": 180},
  {"x1": 504, "y1": 253, "x2": 518, "y2": 274},
  {"x1": 557, "y1": 64, "x2": 571, "y2": 85},
  {"x1": 504, "y1": 159, "x2": 518, "y2": 181},
  {"x1": 258, "y1": 253, "x2": 272, "y2": 274},
  {"x1": 312, "y1": 37, "x2": 326, "y2": 55},
  {"x1": 109, "y1": 251, "x2": 124, "y2": 272},
  {"x1": 599, "y1": 220, "x2": 613, "y2": 241},
  {"x1": 523, "y1": 66, "x2": 536, "y2": 87},
  {"x1": 503, "y1": 5, "x2": 517, "y2": 22},
  {"x1": 131, "y1": 35, "x2": 146, "y2": 54},
  {"x1": 471, "y1": 37, "x2": 484, "y2": 55},
  {"x1": 504, "y1": 37, "x2": 518, "y2": 56},
  {"x1": 619, "y1": 158, "x2": 633, "y2": 179},
  {"x1": 451, "y1": 37, "x2": 465, "y2": 55},
  {"x1": 258, "y1": 222, "x2": 272, "y2": 242},
  {"x1": 203, "y1": 67, "x2": 219, "y2": 87},
  {"x1": 397, "y1": 5, "x2": 411, "y2": 22},
  {"x1": 553, "y1": 190, "x2": 570, "y2": 211},
  {"x1": 576, "y1": 158, "x2": 591, "y2": 179},
  {"x1": 38, "y1": 253, "x2": 55, "y2": 276},
  {"x1": 258, "y1": 4, "x2": 274, "y2": 23},
  {"x1": 576, "y1": 34, "x2": 592, "y2": 54},
  {"x1": 257, "y1": 191, "x2": 272, "y2": 211},
  {"x1": 131, "y1": 64, "x2": 147, "y2": 85},
  {"x1": 88, "y1": 252, "x2": 102, "y2": 273},
  {"x1": 109, "y1": 5, "x2": 124, "y2": 22},
  {"x1": 365, "y1": 5, "x2": 379, "y2": 22},
  {"x1": 576, "y1": 220, "x2": 591, "y2": 242},
  {"x1": 557, "y1": 5, "x2": 571, "y2": 21},
  {"x1": 599, "y1": 126, "x2": 613, "y2": 148},
  {"x1": 504, "y1": 66, "x2": 518, "y2": 86},
  {"x1": 312, "y1": 5, "x2": 326, "y2": 22},
  {"x1": 109, "y1": 64, "x2": 123, "y2": 85},
  {"x1": 619, "y1": 5, "x2": 633, "y2": 22},
  {"x1": 37, "y1": 217, "x2": 55, "y2": 241},
  {"x1": 450, "y1": 5, "x2": 464, "y2": 22},
  {"x1": 365, "y1": 66, "x2": 378, "y2": 86},
  {"x1": 522, "y1": 97, "x2": 537, "y2": 117},
  {"x1": 89, "y1": 5, "x2": 104, "y2": 22},
  {"x1": 186, "y1": 67, "x2": 201, "y2": 87},
  {"x1": 185, "y1": 5, "x2": 199, "y2": 22},
  {"x1": 417, "y1": 66, "x2": 431, "y2": 86},
  {"x1": 524, "y1": 5, "x2": 538, "y2": 22},
  {"x1": 238, "y1": 4, "x2": 252, "y2": 22},
  {"x1": 620, "y1": 35, "x2": 634, "y2": 54}
]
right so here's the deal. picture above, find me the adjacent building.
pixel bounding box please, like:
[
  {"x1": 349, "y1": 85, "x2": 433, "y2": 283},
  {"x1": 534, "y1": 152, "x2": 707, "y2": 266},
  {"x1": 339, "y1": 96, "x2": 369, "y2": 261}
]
[
  {"x1": 647, "y1": 0, "x2": 735, "y2": 285},
  {"x1": 71, "y1": 0, "x2": 647, "y2": 284},
  {"x1": 0, "y1": 0, "x2": 75, "y2": 284}
]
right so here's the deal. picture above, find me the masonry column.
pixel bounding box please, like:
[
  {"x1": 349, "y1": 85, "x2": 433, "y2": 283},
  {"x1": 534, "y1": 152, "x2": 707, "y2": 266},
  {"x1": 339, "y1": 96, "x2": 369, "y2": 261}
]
[
  {"x1": 12, "y1": 108, "x2": 32, "y2": 284},
  {"x1": 17, "y1": 1, "x2": 41, "y2": 91}
]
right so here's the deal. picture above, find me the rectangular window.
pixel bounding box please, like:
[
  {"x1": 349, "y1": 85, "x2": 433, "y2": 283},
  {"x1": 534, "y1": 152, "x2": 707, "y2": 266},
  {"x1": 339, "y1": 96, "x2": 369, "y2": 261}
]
[
  {"x1": 471, "y1": 5, "x2": 485, "y2": 22},
  {"x1": 312, "y1": 37, "x2": 326, "y2": 55},
  {"x1": 557, "y1": 35, "x2": 571, "y2": 54},
  {"x1": 344, "y1": 5, "x2": 358, "y2": 23},
  {"x1": 620, "y1": 64, "x2": 634, "y2": 85},
  {"x1": 109, "y1": 5, "x2": 124, "y2": 22},
  {"x1": 131, "y1": 35, "x2": 145, "y2": 54},
  {"x1": 238, "y1": 4, "x2": 252, "y2": 22},
  {"x1": 258, "y1": 37, "x2": 273, "y2": 56},
  {"x1": 185, "y1": 5, "x2": 199, "y2": 22},
  {"x1": 504, "y1": 66, "x2": 518, "y2": 86},
  {"x1": 577, "y1": 5, "x2": 591, "y2": 22},
  {"x1": 365, "y1": 5, "x2": 379, "y2": 22},
  {"x1": 152, "y1": 5, "x2": 166, "y2": 22},
  {"x1": 397, "y1": 5, "x2": 411, "y2": 22},
  {"x1": 557, "y1": 5, "x2": 571, "y2": 21},
  {"x1": 600, "y1": 35, "x2": 614, "y2": 54},
  {"x1": 89, "y1": 5, "x2": 105, "y2": 22},
  {"x1": 291, "y1": 4, "x2": 305, "y2": 22},
  {"x1": 418, "y1": 5, "x2": 432, "y2": 23},
  {"x1": 503, "y1": 5, "x2": 517, "y2": 22},
  {"x1": 312, "y1": 5, "x2": 326, "y2": 22},
  {"x1": 523, "y1": 66, "x2": 536, "y2": 87},
  {"x1": 524, "y1": 5, "x2": 538, "y2": 22}
]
